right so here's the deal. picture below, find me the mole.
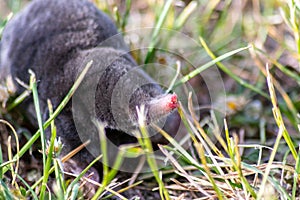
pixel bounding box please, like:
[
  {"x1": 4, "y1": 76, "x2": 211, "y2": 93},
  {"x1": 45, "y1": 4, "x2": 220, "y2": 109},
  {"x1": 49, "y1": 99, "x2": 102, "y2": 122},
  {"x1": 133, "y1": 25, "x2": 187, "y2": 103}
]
[{"x1": 0, "y1": 0, "x2": 180, "y2": 181}]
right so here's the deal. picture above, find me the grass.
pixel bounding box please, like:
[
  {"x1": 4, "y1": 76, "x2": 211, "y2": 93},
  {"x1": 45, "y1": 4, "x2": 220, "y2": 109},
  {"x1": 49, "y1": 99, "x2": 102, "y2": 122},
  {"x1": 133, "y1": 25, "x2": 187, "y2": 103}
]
[{"x1": 0, "y1": 0, "x2": 300, "y2": 199}]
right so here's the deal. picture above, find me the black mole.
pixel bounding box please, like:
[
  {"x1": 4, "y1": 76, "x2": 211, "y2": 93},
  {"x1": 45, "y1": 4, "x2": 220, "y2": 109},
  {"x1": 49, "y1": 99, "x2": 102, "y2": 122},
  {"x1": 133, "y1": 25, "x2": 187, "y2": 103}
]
[{"x1": 0, "y1": 0, "x2": 180, "y2": 181}]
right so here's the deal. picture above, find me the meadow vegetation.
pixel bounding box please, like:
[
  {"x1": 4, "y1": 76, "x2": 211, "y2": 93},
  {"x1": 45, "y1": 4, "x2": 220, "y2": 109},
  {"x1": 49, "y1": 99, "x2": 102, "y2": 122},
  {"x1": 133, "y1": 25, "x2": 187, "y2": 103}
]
[{"x1": 0, "y1": 0, "x2": 299, "y2": 199}]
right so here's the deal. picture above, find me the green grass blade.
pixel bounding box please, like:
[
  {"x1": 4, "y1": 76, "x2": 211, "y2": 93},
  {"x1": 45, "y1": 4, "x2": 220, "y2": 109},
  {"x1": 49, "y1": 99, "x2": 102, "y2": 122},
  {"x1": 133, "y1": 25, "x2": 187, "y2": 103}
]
[
  {"x1": 144, "y1": 0, "x2": 173, "y2": 63},
  {"x1": 91, "y1": 121, "x2": 108, "y2": 198},
  {"x1": 0, "y1": 180, "x2": 13, "y2": 200},
  {"x1": 94, "y1": 150, "x2": 125, "y2": 199},
  {"x1": 16, "y1": 174, "x2": 38, "y2": 200},
  {"x1": 29, "y1": 70, "x2": 50, "y2": 199},
  {"x1": 266, "y1": 66, "x2": 297, "y2": 159},
  {"x1": 173, "y1": 44, "x2": 252, "y2": 89},
  {"x1": 39, "y1": 101, "x2": 57, "y2": 199},
  {"x1": 199, "y1": 37, "x2": 269, "y2": 99},
  {"x1": 121, "y1": 0, "x2": 132, "y2": 32},
  {"x1": 0, "y1": 13, "x2": 13, "y2": 38},
  {"x1": 53, "y1": 159, "x2": 65, "y2": 199},
  {"x1": 136, "y1": 106, "x2": 170, "y2": 200},
  {"x1": 6, "y1": 90, "x2": 31, "y2": 112},
  {"x1": 29, "y1": 70, "x2": 46, "y2": 167},
  {"x1": 173, "y1": 1, "x2": 198, "y2": 30},
  {"x1": 92, "y1": 121, "x2": 126, "y2": 199},
  {"x1": 292, "y1": 148, "x2": 300, "y2": 199},
  {"x1": 70, "y1": 183, "x2": 79, "y2": 200}
]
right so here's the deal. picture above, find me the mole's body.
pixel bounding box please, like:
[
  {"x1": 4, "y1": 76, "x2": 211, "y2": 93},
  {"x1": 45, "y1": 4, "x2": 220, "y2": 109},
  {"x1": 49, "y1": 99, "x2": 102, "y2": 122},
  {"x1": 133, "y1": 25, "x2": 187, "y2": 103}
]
[{"x1": 0, "y1": 0, "x2": 179, "y2": 179}]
